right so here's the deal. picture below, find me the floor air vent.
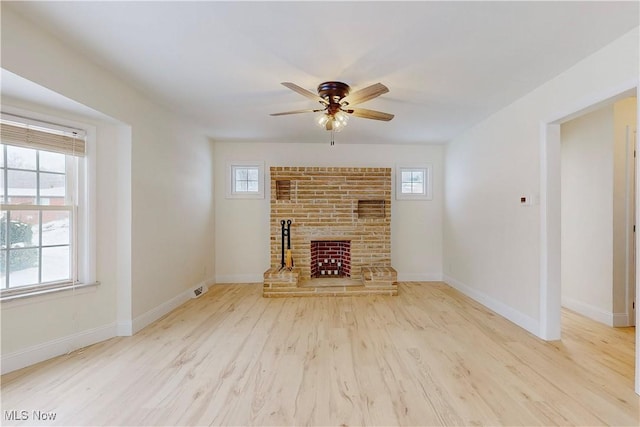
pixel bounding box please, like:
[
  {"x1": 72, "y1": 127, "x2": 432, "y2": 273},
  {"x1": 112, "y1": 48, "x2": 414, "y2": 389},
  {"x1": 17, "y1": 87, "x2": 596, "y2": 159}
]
[{"x1": 190, "y1": 284, "x2": 208, "y2": 299}]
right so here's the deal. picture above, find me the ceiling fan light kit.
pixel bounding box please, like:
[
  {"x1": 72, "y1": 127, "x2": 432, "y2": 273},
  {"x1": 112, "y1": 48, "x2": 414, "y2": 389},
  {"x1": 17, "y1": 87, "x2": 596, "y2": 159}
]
[{"x1": 271, "y1": 81, "x2": 394, "y2": 144}]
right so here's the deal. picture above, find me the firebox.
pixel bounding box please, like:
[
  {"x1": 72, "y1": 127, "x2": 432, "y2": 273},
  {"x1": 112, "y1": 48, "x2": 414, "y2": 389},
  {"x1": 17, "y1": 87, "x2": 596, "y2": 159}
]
[{"x1": 310, "y1": 240, "x2": 351, "y2": 278}]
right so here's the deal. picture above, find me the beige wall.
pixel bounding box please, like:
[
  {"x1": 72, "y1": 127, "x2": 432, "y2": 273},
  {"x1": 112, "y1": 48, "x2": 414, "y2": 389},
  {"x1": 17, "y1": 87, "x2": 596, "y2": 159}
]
[
  {"x1": 561, "y1": 105, "x2": 615, "y2": 323},
  {"x1": 1, "y1": 6, "x2": 215, "y2": 370},
  {"x1": 0, "y1": 97, "x2": 123, "y2": 357},
  {"x1": 213, "y1": 142, "x2": 444, "y2": 283},
  {"x1": 444, "y1": 27, "x2": 639, "y2": 335}
]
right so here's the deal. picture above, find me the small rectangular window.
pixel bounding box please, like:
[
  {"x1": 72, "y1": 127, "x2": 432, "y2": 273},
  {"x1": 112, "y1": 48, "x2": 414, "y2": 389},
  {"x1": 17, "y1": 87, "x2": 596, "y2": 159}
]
[
  {"x1": 396, "y1": 165, "x2": 432, "y2": 200},
  {"x1": 226, "y1": 161, "x2": 265, "y2": 199}
]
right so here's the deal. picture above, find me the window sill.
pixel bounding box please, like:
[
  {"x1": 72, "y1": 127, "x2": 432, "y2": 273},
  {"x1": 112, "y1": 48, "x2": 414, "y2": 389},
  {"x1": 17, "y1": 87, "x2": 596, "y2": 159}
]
[
  {"x1": 395, "y1": 194, "x2": 433, "y2": 201},
  {"x1": 0, "y1": 281, "x2": 100, "y2": 303},
  {"x1": 225, "y1": 192, "x2": 265, "y2": 200}
]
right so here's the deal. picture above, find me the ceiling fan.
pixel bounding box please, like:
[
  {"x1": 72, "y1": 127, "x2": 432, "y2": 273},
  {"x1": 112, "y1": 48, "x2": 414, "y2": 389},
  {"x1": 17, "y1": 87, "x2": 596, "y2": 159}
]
[{"x1": 270, "y1": 81, "x2": 394, "y2": 132}]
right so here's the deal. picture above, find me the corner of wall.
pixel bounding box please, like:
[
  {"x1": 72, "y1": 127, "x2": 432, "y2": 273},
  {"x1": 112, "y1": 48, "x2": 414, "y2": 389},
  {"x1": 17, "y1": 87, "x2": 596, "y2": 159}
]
[{"x1": 444, "y1": 275, "x2": 540, "y2": 337}]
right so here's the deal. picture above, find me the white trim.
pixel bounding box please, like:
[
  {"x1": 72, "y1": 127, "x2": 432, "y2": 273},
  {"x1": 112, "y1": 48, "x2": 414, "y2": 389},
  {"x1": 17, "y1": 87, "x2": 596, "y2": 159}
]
[
  {"x1": 131, "y1": 291, "x2": 191, "y2": 334},
  {"x1": 444, "y1": 275, "x2": 539, "y2": 337},
  {"x1": 81, "y1": 123, "x2": 97, "y2": 285},
  {"x1": 120, "y1": 278, "x2": 215, "y2": 336},
  {"x1": 225, "y1": 161, "x2": 265, "y2": 199},
  {"x1": 396, "y1": 273, "x2": 442, "y2": 282},
  {"x1": 539, "y1": 81, "x2": 639, "y2": 394},
  {"x1": 613, "y1": 312, "x2": 631, "y2": 328},
  {"x1": 215, "y1": 274, "x2": 263, "y2": 284},
  {"x1": 1, "y1": 322, "x2": 116, "y2": 374},
  {"x1": 624, "y1": 124, "x2": 635, "y2": 327},
  {"x1": 0, "y1": 281, "x2": 98, "y2": 307},
  {"x1": 395, "y1": 163, "x2": 433, "y2": 200},
  {"x1": 544, "y1": 79, "x2": 638, "y2": 125},
  {"x1": 0, "y1": 281, "x2": 99, "y2": 302},
  {"x1": 539, "y1": 123, "x2": 562, "y2": 340},
  {"x1": 636, "y1": 91, "x2": 640, "y2": 396},
  {"x1": 0, "y1": 106, "x2": 97, "y2": 295},
  {"x1": 115, "y1": 125, "x2": 132, "y2": 339},
  {"x1": 561, "y1": 296, "x2": 630, "y2": 327},
  {"x1": 116, "y1": 321, "x2": 132, "y2": 337}
]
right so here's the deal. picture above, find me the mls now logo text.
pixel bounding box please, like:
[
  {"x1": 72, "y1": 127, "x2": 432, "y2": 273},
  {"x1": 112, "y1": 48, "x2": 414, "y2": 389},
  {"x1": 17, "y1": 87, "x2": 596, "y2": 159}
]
[{"x1": 4, "y1": 410, "x2": 57, "y2": 421}]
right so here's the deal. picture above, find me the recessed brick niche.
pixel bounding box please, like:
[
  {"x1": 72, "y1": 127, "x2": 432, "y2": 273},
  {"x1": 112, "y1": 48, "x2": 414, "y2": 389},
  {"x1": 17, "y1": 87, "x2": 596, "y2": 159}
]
[{"x1": 263, "y1": 167, "x2": 397, "y2": 297}]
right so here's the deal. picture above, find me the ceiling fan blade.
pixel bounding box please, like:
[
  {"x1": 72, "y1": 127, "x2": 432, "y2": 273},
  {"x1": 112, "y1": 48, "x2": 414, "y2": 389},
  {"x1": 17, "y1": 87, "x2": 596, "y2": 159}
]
[
  {"x1": 341, "y1": 83, "x2": 389, "y2": 106},
  {"x1": 270, "y1": 108, "x2": 323, "y2": 116},
  {"x1": 346, "y1": 107, "x2": 394, "y2": 121},
  {"x1": 281, "y1": 82, "x2": 328, "y2": 104}
]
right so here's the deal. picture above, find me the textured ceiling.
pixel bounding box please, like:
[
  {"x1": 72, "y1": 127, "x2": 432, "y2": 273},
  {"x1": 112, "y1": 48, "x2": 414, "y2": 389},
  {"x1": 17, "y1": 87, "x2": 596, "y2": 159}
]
[{"x1": 4, "y1": 1, "x2": 639, "y2": 144}]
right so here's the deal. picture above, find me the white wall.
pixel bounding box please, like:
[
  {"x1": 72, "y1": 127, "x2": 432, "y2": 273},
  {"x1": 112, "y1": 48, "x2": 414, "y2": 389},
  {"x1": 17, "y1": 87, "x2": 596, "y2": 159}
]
[
  {"x1": 0, "y1": 97, "x2": 125, "y2": 371},
  {"x1": 213, "y1": 142, "x2": 443, "y2": 283},
  {"x1": 1, "y1": 6, "x2": 215, "y2": 372},
  {"x1": 560, "y1": 105, "x2": 615, "y2": 323},
  {"x1": 444, "y1": 26, "x2": 639, "y2": 337}
]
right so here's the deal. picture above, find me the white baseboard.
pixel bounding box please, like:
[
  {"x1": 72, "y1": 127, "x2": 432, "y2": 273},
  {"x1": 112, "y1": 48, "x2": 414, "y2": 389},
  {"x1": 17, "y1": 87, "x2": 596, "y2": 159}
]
[
  {"x1": 397, "y1": 273, "x2": 443, "y2": 282},
  {"x1": 117, "y1": 321, "x2": 133, "y2": 337},
  {"x1": 561, "y1": 296, "x2": 629, "y2": 327},
  {"x1": 612, "y1": 312, "x2": 630, "y2": 327},
  {"x1": 214, "y1": 274, "x2": 263, "y2": 284},
  {"x1": 130, "y1": 278, "x2": 216, "y2": 334},
  {"x1": 132, "y1": 291, "x2": 190, "y2": 334},
  {"x1": 2, "y1": 278, "x2": 217, "y2": 374},
  {"x1": 1, "y1": 322, "x2": 116, "y2": 375},
  {"x1": 444, "y1": 275, "x2": 539, "y2": 337}
]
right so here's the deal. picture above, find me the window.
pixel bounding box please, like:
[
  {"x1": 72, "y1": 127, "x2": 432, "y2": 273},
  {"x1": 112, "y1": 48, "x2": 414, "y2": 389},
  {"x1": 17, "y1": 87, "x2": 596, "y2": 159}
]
[
  {"x1": 401, "y1": 169, "x2": 424, "y2": 194},
  {"x1": 396, "y1": 164, "x2": 433, "y2": 200},
  {"x1": 226, "y1": 161, "x2": 264, "y2": 199},
  {"x1": 234, "y1": 166, "x2": 259, "y2": 193},
  {"x1": 1, "y1": 116, "x2": 87, "y2": 299}
]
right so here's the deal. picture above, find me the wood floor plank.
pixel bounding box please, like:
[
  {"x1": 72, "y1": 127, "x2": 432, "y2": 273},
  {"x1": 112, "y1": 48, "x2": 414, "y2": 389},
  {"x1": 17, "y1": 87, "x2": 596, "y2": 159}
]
[{"x1": 1, "y1": 282, "x2": 637, "y2": 426}]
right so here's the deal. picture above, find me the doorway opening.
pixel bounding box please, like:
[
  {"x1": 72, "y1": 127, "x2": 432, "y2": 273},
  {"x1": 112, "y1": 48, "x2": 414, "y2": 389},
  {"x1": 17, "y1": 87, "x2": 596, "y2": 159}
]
[
  {"x1": 560, "y1": 99, "x2": 636, "y2": 327},
  {"x1": 540, "y1": 83, "x2": 638, "y2": 394}
]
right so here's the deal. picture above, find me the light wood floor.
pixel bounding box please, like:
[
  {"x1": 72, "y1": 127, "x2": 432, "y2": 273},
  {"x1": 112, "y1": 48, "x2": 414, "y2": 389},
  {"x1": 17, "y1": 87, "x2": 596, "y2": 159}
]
[{"x1": 1, "y1": 282, "x2": 638, "y2": 426}]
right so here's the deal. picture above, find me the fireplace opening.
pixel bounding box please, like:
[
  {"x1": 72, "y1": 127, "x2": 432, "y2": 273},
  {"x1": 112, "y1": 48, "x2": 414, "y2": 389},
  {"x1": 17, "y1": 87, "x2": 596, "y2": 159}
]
[{"x1": 310, "y1": 240, "x2": 351, "y2": 278}]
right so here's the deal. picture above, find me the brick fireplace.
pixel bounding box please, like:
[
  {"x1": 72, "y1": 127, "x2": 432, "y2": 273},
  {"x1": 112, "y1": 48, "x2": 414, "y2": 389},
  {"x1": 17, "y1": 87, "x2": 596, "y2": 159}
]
[
  {"x1": 310, "y1": 240, "x2": 351, "y2": 278},
  {"x1": 263, "y1": 167, "x2": 397, "y2": 297}
]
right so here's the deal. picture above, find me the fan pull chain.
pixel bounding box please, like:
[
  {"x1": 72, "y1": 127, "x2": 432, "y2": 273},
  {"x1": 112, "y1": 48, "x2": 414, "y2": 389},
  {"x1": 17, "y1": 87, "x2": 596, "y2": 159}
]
[{"x1": 331, "y1": 130, "x2": 335, "y2": 146}]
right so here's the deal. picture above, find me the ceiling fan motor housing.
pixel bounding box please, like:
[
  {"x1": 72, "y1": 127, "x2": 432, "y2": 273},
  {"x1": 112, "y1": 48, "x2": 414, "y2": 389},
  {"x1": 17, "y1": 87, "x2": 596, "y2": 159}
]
[
  {"x1": 271, "y1": 81, "x2": 393, "y2": 123},
  {"x1": 317, "y1": 81, "x2": 350, "y2": 104}
]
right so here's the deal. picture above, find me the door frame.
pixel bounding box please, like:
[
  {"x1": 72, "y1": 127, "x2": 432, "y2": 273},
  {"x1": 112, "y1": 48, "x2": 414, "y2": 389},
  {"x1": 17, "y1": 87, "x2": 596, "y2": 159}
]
[
  {"x1": 626, "y1": 124, "x2": 637, "y2": 327},
  {"x1": 539, "y1": 80, "x2": 638, "y2": 394}
]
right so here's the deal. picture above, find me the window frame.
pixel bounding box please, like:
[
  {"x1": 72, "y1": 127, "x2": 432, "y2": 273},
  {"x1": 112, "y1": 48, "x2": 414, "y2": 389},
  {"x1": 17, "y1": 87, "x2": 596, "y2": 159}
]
[
  {"x1": 225, "y1": 161, "x2": 265, "y2": 199},
  {"x1": 395, "y1": 164, "x2": 433, "y2": 200},
  {"x1": 0, "y1": 111, "x2": 96, "y2": 301}
]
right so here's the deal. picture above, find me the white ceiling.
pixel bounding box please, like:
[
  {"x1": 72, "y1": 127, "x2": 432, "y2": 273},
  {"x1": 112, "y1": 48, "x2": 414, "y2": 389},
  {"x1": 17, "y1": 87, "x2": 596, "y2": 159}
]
[{"x1": 4, "y1": 1, "x2": 639, "y2": 145}]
